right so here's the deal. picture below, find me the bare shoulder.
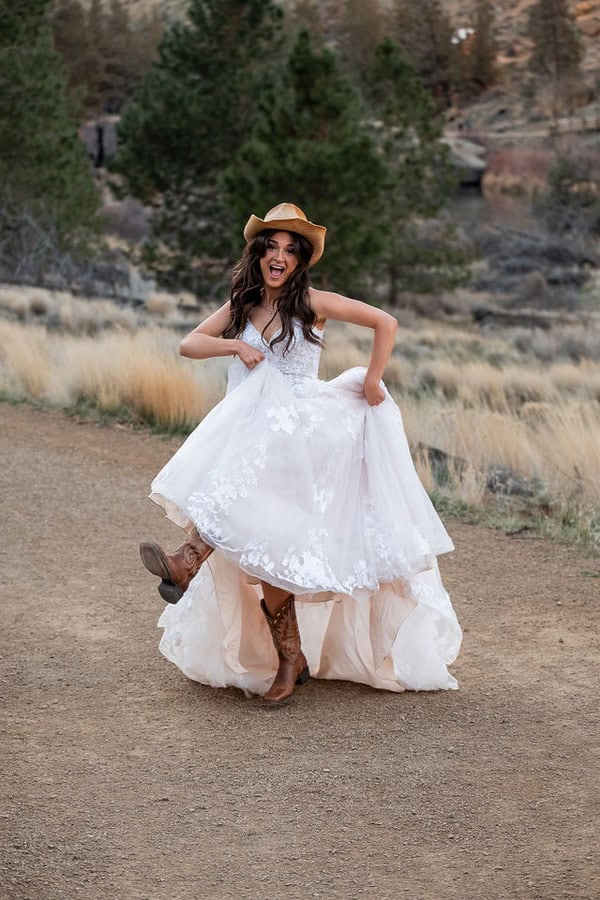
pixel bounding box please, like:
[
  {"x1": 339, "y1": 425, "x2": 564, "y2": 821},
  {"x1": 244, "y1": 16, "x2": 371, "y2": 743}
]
[
  {"x1": 308, "y1": 287, "x2": 353, "y2": 319},
  {"x1": 308, "y1": 287, "x2": 396, "y2": 329},
  {"x1": 308, "y1": 287, "x2": 338, "y2": 309}
]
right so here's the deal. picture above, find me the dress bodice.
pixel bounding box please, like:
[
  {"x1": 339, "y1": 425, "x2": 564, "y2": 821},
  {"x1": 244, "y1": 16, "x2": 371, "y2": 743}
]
[{"x1": 227, "y1": 319, "x2": 322, "y2": 392}]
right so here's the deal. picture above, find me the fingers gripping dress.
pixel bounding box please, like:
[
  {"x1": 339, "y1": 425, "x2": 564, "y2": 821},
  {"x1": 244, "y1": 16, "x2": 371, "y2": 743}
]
[{"x1": 151, "y1": 320, "x2": 462, "y2": 694}]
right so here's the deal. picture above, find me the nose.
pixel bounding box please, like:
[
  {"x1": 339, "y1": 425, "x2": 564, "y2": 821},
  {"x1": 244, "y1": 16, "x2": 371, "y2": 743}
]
[{"x1": 273, "y1": 245, "x2": 284, "y2": 261}]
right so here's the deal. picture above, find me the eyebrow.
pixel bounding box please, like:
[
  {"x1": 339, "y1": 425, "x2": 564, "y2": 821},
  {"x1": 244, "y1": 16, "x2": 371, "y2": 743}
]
[{"x1": 268, "y1": 238, "x2": 295, "y2": 250}]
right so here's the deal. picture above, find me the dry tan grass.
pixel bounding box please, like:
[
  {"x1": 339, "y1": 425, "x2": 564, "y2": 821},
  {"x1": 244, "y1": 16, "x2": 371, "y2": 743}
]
[
  {"x1": 0, "y1": 322, "x2": 53, "y2": 399},
  {"x1": 0, "y1": 322, "x2": 226, "y2": 430},
  {"x1": 381, "y1": 356, "x2": 411, "y2": 391},
  {"x1": 403, "y1": 396, "x2": 600, "y2": 518},
  {"x1": 52, "y1": 296, "x2": 139, "y2": 335},
  {"x1": 549, "y1": 360, "x2": 600, "y2": 400},
  {"x1": 417, "y1": 359, "x2": 461, "y2": 399},
  {"x1": 0, "y1": 286, "x2": 140, "y2": 334},
  {"x1": 395, "y1": 355, "x2": 600, "y2": 413},
  {"x1": 144, "y1": 292, "x2": 179, "y2": 317},
  {"x1": 513, "y1": 324, "x2": 600, "y2": 363},
  {"x1": 320, "y1": 340, "x2": 368, "y2": 380},
  {"x1": 0, "y1": 284, "x2": 203, "y2": 336},
  {"x1": 320, "y1": 324, "x2": 412, "y2": 389},
  {"x1": 0, "y1": 289, "x2": 35, "y2": 321},
  {"x1": 1, "y1": 307, "x2": 598, "y2": 537},
  {"x1": 482, "y1": 148, "x2": 552, "y2": 197}
]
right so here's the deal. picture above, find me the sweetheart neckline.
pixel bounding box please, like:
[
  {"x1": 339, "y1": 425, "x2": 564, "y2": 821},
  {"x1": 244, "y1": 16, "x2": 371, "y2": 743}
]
[
  {"x1": 246, "y1": 318, "x2": 325, "y2": 346},
  {"x1": 247, "y1": 318, "x2": 281, "y2": 344}
]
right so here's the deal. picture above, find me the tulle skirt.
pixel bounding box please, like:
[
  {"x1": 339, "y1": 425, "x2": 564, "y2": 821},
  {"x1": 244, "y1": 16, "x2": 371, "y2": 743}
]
[{"x1": 150, "y1": 362, "x2": 462, "y2": 693}]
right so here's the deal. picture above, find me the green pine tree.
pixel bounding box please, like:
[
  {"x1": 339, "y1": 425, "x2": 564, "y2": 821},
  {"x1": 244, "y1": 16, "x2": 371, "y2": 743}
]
[
  {"x1": 51, "y1": 0, "x2": 91, "y2": 115},
  {"x1": 392, "y1": 0, "x2": 456, "y2": 108},
  {"x1": 132, "y1": 7, "x2": 162, "y2": 80},
  {"x1": 101, "y1": 0, "x2": 134, "y2": 112},
  {"x1": 469, "y1": 0, "x2": 497, "y2": 94},
  {"x1": 453, "y1": 2, "x2": 497, "y2": 100},
  {"x1": 85, "y1": 0, "x2": 109, "y2": 110},
  {"x1": 289, "y1": 0, "x2": 323, "y2": 38},
  {"x1": 340, "y1": 0, "x2": 384, "y2": 76},
  {"x1": 0, "y1": 0, "x2": 99, "y2": 267},
  {"x1": 113, "y1": 0, "x2": 283, "y2": 287},
  {"x1": 220, "y1": 30, "x2": 388, "y2": 292},
  {"x1": 53, "y1": 0, "x2": 162, "y2": 115},
  {"x1": 527, "y1": 0, "x2": 583, "y2": 116},
  {"x1": 534, "y1": 151, "x2": 600, "y2": 236},
  {"x1": 366, "y1": 38, "x2": 467, "y2": 303}
]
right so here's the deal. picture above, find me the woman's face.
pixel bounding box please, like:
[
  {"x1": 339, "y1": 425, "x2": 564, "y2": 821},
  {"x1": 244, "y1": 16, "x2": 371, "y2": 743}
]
[{"x1": 259, "y1": 231, "x2": 299, "y2": 292}]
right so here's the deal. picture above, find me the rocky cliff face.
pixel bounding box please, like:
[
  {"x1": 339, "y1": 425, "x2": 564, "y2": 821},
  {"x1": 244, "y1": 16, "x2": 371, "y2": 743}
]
[
  {"x1": 440, "y1": 0, "x2": 600, "y2": 74},
  {"x1": 114, "y1": 0, "x2": 600, "y2": 78}
]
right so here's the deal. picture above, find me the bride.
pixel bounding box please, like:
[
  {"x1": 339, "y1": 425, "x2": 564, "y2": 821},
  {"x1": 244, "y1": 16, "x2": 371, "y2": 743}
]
[{"x1": 140, "y1": 203, "x2": 462, "y2": 704}]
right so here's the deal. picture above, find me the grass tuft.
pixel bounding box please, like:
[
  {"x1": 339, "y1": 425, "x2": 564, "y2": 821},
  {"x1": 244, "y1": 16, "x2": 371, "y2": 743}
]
[
  {"x1": 1, "y1": 298, "x2": 598, "y2": 547},
  {"x1": 0, "y1": 322, "x2": 227, "y2": 431}
]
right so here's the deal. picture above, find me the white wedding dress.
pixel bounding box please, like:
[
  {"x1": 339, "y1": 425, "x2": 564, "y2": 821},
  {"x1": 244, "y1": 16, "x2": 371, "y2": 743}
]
[{"x1": 150, "y1": 319, "x2": 462, "y2": 694}]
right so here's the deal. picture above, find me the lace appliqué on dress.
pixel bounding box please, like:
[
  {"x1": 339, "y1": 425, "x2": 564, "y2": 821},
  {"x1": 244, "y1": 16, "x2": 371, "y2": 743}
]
[
  {"x1": 227, "y1": 320, "x2": 321, "y2": 394},
  {"x1": 153, "y1": 315, "x2": 453, "y2": 598},
  {"x1": 187, "y1": 438, "x2": 268, "y2": 542}
]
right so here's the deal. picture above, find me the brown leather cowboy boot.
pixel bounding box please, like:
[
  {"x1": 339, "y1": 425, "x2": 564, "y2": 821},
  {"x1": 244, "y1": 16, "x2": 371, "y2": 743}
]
[
  {"x1": 261, "y1": 595, "x2": 310, "y2": 704},
  {"x1": 139, "y1": 536, "x2": 213, "y2": 602}
]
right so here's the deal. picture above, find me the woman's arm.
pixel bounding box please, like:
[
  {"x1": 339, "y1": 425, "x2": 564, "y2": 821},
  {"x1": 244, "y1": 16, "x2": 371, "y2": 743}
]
[
  {"x1": 179, "y1": 302, "x2": 265, "y2": 369},
  {"x1": 310, "y1": 289, "x2": 398, "y2": 406}
]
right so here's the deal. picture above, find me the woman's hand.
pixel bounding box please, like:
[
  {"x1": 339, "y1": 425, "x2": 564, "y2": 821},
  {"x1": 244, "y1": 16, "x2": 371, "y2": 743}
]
[
  {"x1": 363, "y1": 375, "x2": 386, "y2": 407},
  {"x1": 235, "y1": 340, "x2": 265, "y2": 370},
  {"x1": 309, "y1": 289, "x2": 398, "y2": 403}
]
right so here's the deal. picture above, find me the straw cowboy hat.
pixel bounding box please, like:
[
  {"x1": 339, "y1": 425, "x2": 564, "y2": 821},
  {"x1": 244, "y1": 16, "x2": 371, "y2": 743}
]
[{"x1": 243, "y1": 202, "x2": 327, "y2": 266}]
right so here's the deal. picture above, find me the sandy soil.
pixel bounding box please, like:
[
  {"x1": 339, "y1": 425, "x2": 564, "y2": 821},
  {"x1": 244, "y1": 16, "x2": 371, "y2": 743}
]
[{"x1": 0, "y1": 403, "x2": 598, "y2": 900}]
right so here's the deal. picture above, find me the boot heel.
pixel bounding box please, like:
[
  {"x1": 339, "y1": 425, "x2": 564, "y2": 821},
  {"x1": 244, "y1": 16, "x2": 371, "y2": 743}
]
[
  {"x1": 158, "y1": 579, "x2": 184, "y2": 604},
  {"x1": 296, "y1": 666, "x2": 310, "y2": 686}
]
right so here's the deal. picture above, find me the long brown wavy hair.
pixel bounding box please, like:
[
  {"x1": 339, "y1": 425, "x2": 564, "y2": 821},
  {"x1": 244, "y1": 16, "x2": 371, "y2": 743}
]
[{"x1": 222, "y1": 229, "x2": 322, "y2": 355}]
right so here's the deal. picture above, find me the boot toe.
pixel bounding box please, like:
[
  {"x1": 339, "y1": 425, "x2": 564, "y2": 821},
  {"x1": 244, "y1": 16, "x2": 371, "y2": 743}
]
[{"x1": 140, "y1": 542, "x2": 172, "y2": 581}]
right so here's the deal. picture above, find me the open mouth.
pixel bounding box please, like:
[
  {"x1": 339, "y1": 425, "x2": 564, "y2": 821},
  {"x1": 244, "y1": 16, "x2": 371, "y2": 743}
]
[{"x1": 269, "y1": 265, "x2": 285, "y2": 278}]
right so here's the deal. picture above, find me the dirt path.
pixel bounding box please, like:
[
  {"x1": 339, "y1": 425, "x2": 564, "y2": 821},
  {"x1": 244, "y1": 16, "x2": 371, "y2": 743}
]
[{"x1": 0, "y1": 403, "x2": 598, "y2": 900}]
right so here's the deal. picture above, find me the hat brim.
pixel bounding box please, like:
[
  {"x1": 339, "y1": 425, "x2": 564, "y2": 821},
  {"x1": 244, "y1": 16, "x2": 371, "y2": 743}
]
[{"x1": 243, "y1": 215, "x2": 326, "y2": 266}]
